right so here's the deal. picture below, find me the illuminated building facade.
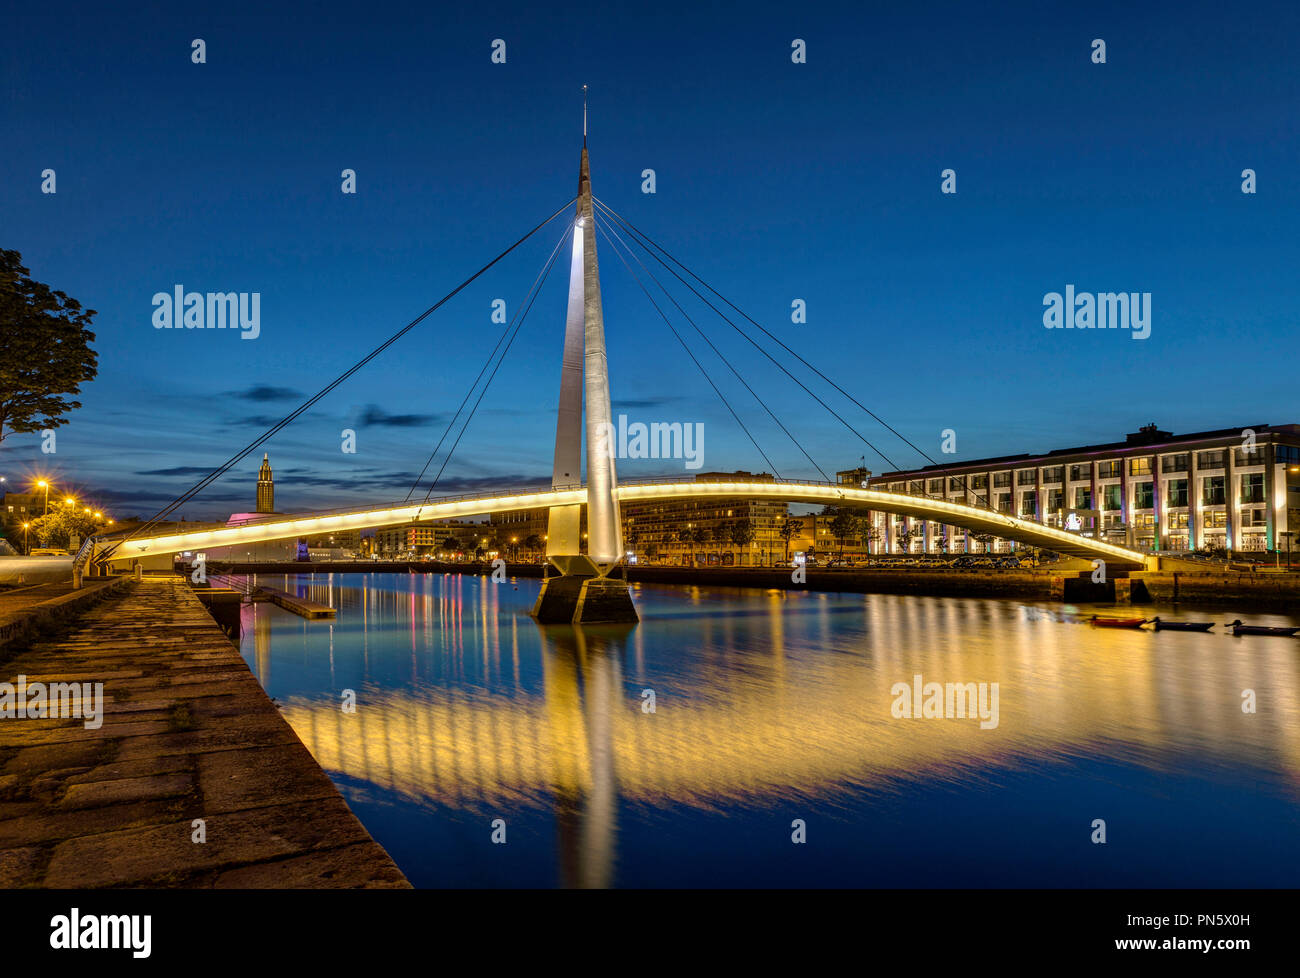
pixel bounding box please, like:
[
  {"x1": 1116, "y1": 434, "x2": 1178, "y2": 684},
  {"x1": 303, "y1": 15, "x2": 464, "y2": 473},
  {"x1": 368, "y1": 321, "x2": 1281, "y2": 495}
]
[
  {"x1": 620, "y1": 471, "x2": 787, "y2": 565},
  {"x1": 2, "y1": 492, "x2": 43, "y2": 523},
  {"x1": 485, "y1": 473, "x2": 788, "y2": 565},
  {"x1": 862, "y1": 423, "x2": 1300, "y2": 555},
  {"x1": 374, "y1": 520, "x2": 486, "y2": 557}
]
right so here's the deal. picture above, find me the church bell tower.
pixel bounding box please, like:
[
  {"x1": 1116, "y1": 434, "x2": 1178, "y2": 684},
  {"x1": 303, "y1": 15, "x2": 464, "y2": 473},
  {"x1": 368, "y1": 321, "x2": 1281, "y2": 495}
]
[{"x1": 256, "y1": 453, "x2": 275, "y2": 514}]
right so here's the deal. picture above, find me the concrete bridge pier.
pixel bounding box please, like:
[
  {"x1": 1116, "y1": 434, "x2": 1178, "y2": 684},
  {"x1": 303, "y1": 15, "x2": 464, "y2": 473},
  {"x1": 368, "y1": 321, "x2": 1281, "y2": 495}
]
[{"x1": 533, "y1": 564, "x2": 638, "y2": 625}]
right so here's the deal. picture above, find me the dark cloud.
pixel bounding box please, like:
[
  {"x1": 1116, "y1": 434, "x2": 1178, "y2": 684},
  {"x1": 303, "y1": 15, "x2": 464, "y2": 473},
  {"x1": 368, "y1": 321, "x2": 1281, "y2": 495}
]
[
  {"x1": 612, "y1": 396, "x2": 681, "y2": 410},
  {"x1": 278, "y1": 470, "x2": 551, "y2": 497},
  {"x1": 359, "y1": 405, "x2": 438, "y2": 428},
  {"x1": 91, "y1": 485, "x2": 246, "y2": 521},
  {"x1": 230, "y1": 385, "x2": 303, "y2": 402},
  {"x1": 133, "y1": 466, "x2": 218, "y2": 477},
  {"x1": 274, "y1": 469, "x2": 421, "y2": 489},
  {"x1": 225, "y1": 415, "x2": 280, "y2": 429},
  {"x1": 417, "y1": 474, "x2": 550, "y2": 494}
]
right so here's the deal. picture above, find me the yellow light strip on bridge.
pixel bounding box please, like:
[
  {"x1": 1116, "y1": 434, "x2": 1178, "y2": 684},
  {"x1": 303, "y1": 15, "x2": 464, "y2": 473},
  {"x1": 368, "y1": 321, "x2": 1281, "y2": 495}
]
[
  {"x1": 102, "y1": 482, "x2": 1148, "y2": 566},
  {"x1": 616, "y1": 482, "x2": 1149, "y2": 564}
]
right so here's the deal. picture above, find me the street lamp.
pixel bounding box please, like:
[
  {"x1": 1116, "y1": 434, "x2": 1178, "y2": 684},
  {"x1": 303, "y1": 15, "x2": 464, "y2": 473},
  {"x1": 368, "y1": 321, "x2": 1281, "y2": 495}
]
[
  {"x1": 64, "y1": 497, "x2": 75, "y2": 507},
  {"x1": 37, "y1": 480, "x2": 49, "y2": 515},
  {"x1": 21, "y1": 522, "x2": 29, "y2": 554}
]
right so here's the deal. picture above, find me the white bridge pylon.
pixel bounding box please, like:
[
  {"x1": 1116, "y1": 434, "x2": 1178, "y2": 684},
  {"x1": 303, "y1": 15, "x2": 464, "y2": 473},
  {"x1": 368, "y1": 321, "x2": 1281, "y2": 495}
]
[{"x1": 97, "y1": 480, "x2": 1153, "y2": 569}]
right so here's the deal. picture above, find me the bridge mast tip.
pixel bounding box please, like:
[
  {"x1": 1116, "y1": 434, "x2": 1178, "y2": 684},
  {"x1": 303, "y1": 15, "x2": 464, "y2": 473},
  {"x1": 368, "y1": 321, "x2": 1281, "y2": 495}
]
[{"x1": 582, "y1": 84, "x2": 588, "y2": 145}]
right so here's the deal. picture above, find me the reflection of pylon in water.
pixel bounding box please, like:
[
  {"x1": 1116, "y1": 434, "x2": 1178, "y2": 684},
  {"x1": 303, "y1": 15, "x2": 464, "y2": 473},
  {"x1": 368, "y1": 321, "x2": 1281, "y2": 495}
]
[{"x1": 543, "y1": 625, "x2": 628, "y2": 888}]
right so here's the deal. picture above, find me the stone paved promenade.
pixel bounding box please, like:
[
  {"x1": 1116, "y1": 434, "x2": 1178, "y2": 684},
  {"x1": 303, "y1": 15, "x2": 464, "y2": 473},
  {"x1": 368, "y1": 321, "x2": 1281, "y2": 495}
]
[{"x1": 0, "y1": 576, "x2": 409, "y2": 888}]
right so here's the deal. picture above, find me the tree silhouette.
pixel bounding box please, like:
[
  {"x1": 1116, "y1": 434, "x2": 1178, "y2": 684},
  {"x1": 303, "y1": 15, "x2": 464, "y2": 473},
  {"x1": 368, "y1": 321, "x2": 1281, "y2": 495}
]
[
  {"x1": 779, "y1": 516, "x2": 803, "y2": 563},
  {"x1": 29, "y1": 508, "x2": 104, "y2": 550},
  {"x1": 0, "y1": 250, "x2": 98, "y2": 444},
  {"x1": 829, "y1": 509, "x2": 859, "y2": 559},
  {"x1": 677, "y1": 527, "x2": 695, "y2": 563},
  {"x1": 729, "y1": 517, "x2": 755, "y2": 563}
]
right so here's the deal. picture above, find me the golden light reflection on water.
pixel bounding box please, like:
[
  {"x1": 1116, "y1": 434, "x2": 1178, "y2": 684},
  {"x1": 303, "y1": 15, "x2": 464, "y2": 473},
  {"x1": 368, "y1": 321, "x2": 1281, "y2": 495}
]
[{"x1": 246, "y1": 575, "x2": 1300, "y2": 826}]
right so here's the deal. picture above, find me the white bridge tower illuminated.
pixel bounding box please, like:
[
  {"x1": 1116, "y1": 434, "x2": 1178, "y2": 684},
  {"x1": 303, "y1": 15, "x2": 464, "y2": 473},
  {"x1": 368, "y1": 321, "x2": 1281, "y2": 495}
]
[{"x1": 532, "y1": 117, "x2": 639, "y2": 623}]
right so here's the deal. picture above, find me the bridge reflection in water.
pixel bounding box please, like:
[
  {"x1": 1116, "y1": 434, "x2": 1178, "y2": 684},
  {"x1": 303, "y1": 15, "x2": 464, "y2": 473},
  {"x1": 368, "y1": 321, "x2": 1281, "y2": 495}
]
[{"x1": 239, "y1": 573, "x2": 1300, "y2": 887}]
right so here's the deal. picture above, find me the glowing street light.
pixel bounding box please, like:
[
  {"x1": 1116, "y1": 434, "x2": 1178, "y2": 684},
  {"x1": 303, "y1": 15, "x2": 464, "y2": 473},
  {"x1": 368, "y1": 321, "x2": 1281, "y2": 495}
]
[
  {"x1": 21, "y1": 522, "x2": 30, "y2": 554},
  {"x1": 36, "y1": 479, "x2": 49, "y2": 514},
  {"x1": 64, "y1": 497, "x2": 76, "y2": 507}
]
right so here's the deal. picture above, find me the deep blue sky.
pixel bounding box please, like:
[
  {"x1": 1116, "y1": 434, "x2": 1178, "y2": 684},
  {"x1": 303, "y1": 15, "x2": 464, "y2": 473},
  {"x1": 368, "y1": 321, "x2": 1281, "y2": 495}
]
[{"x1": 2, "y1": 0, "x2": 1297, "y2": 519}]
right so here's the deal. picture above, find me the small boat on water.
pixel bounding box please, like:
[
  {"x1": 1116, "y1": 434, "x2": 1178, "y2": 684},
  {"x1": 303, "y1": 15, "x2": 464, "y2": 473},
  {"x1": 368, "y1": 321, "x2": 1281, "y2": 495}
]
[
  {"x1": 1089, "y1": 616, "x2": 1148, "y2": 628},
  {"x1": 1224, "y1": 620, "x2": 1300, "y2": 637},
  {"x1": 1147, "y1": 617, "x2": 1214, "y2": 632}
]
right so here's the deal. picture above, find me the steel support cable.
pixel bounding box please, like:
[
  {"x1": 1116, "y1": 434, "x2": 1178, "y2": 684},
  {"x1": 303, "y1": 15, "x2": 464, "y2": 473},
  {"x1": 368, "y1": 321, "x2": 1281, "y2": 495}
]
[
  {"x1": 98, "y1": 199, "x2": 576, "y2": 562},
  {"x1": 597, "y1": 213, "x2": 838, "y2": 484},
  {"x1": 414, "y1": 217, "x2": 573, "y2": 517},
  {"x1": 592, "y1": 196, "x2": 994, "y2": 512},
  {"x1": 593, "y1": 215, "x2": 783, "y2": 479},
  {"x1": 406, "y1": 219, "x2": 574, "y2": 503},
  {"x1": 592, "y1": 197, "x2": 901, "y2": 483}
]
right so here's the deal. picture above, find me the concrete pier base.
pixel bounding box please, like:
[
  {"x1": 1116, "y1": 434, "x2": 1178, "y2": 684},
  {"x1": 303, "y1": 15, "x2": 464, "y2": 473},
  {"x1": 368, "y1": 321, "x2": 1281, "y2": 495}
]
[{"x1": 532, "y1": 572, "x2": 639, "y2": 624}]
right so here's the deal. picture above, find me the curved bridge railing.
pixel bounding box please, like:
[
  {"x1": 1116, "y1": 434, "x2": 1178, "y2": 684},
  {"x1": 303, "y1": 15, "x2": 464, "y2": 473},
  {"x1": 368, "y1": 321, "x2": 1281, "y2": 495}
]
[{"x1": 96, "y1": 478, "x2": 1152, "y2": 569}]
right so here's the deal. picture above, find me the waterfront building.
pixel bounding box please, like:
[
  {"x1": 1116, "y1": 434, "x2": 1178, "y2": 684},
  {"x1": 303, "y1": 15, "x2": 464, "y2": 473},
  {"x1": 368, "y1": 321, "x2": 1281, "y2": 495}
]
[
  {"x1": 484, "y1": 472, "x2": 789, "y2": 565},
  {"x1": 488, "y1": 507, "x2": 561, "y2": 548},
  {"x1": 785, "y1": 513, "x2": 872, "y2": 562},
  {"x1": 837, "y1": 466, "x2": 872, "y2": 488},
  {"x1": 374, "y1": 519, "x2": 486, "y2": 558},
  {"x1": 2, "y1": 491, "x2": 44, "y2": 523},
  {"x1": 303, "y1": 529, "x2": 362, "y2": 558},
  {"x1": 620, "y1": 471, "x2": 787, "y2": 565},
  {"x1": 857, "y1": 423, "x2": 1300, "y2": 555}
]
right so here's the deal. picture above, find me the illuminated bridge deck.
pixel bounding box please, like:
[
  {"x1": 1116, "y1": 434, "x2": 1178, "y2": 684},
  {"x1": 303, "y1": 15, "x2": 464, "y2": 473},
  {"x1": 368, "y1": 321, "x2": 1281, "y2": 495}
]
[{"x1": 96, "y1": 479, "x2": 1153, "y2": 570}]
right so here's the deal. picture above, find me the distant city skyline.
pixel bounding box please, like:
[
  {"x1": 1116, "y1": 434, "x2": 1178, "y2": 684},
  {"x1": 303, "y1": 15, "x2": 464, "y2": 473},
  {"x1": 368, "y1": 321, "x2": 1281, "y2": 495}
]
[{"x1": 3, "y1": 0, "x2": 1298, "y2": 519}]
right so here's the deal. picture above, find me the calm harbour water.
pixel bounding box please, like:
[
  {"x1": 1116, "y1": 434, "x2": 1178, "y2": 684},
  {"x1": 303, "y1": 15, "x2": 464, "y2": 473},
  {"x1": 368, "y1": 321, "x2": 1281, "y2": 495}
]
[{"x1": 236, "y1": 572, "x2": 1300, "y2": 888}]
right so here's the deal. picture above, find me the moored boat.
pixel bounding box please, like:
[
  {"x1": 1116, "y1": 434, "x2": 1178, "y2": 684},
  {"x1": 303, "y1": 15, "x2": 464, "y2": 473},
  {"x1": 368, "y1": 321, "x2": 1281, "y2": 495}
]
[
  {"x1": 1147, "y1": 617, "x2": 1214, "y2": 632},
  {"x1": 1224, "y1": 620, "x2": 1300, "y2": 637},
  {"x1": 1089, "y1": 616, "x2": 1148, "y2": 628}
]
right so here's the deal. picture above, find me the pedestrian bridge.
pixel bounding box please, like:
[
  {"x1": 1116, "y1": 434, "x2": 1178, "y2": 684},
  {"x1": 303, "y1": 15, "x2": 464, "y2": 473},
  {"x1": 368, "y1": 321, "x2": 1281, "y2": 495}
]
[{"x1": 92, "y1": 478, "x2": 1152, "y2": 570}]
